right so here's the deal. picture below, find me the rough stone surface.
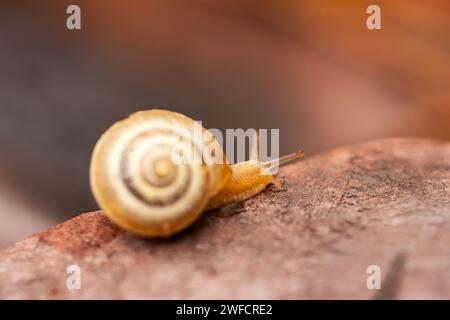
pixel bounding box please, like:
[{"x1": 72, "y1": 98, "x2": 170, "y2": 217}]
[{"x1": 1, "y1": 138, "x2": 450, "y2": 299}]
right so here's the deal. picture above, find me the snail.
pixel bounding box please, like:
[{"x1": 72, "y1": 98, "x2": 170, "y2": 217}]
[{"x1": 90, "y1": 109, "x2": 303, "y2": 237}]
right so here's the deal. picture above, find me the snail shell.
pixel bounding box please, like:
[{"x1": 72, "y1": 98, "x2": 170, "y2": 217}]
[{"x1": 90, "y1": 109, "x2": 230, "y2": 237}]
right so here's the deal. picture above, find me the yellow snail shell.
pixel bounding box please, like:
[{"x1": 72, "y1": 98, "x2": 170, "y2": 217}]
[{"x1": 90, "y1": 109, "x2": 230, "y2": 237}]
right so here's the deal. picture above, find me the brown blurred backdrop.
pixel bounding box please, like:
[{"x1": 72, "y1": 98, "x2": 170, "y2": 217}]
[{"x1": 0, "y1": 0, "x2": 449, "y2": 244}]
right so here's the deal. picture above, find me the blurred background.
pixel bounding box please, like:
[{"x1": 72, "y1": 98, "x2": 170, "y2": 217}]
[{"x1": 0, "y1": 0, "x2": 449, "y2": 245}]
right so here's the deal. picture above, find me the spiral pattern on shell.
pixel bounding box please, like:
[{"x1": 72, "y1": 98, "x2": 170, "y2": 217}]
[{"x1": 90, "y1": 109, "x2": 230, "y2": 237}]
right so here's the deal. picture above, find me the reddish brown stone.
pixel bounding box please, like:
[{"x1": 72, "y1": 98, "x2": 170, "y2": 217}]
[
  {"x1": 1, "y1": 138, "x2": 449, "y2": 299},
  {"x1": 38, "y1": 212, "x2": 123, "y2": 258}
]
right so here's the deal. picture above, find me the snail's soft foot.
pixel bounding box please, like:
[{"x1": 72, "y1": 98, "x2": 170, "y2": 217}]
[{"x1": 270, "y1": 178, "x2": 284, "y2": 191}]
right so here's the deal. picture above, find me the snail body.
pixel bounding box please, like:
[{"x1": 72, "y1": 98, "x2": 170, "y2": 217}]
[{"x1": 90, "y1": 109, "x2": 303, "y2": 237}]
